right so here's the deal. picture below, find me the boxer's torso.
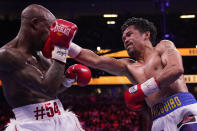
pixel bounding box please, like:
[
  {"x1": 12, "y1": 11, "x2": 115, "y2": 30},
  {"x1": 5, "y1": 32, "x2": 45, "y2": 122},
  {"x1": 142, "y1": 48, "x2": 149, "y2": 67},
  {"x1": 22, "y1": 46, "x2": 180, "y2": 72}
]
[
  {"x1": 0, "y1": 41, "x2": 53, "y2": 108},
  {"x1": 122, "y1": 47, "x2": 188, "y2": 107}
]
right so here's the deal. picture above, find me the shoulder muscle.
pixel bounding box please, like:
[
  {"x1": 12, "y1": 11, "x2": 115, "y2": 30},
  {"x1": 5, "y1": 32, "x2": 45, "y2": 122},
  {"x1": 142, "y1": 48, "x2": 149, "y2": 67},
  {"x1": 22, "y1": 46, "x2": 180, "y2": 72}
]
[
  {"x1": 156, "y1": 40, "x2": 176, "y2": 55},
  {"x1": 0, "y1": 48, "x2": 17, "y2": 72},
  {"x1": 156, "y1": 40, "x2": 182, "y2": 67}
]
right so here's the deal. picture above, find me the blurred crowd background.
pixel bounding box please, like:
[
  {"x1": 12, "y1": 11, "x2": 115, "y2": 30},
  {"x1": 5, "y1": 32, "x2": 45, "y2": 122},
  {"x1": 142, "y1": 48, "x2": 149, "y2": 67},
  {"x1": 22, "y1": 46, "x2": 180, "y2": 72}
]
[{"x1": 0, "y1": 0, "x2": 197, "y2": 130}]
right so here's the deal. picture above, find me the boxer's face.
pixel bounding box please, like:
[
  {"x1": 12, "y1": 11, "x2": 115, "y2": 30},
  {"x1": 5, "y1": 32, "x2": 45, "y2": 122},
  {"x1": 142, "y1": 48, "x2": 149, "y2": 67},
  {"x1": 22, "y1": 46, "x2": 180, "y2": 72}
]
[
  {"x1": 36, "y1": 12, "x2": 56, "y2": 50},
  {"x1": 122, "y1": 25, "x2": 147, "y2": 57}
]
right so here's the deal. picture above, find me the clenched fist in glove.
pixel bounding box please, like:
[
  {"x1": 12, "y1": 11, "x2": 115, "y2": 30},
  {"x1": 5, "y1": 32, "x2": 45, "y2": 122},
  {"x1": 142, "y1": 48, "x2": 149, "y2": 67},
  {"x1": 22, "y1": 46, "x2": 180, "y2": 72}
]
[
  {"x1": 124, "y1": 77, "x2": 159, "y2": 111},
  {"x1": 62, "y1": 64, "x2": 92, "y2": 88},
  {"x1": 42, "y1": 19, "x2": 78, "y2": 63}
]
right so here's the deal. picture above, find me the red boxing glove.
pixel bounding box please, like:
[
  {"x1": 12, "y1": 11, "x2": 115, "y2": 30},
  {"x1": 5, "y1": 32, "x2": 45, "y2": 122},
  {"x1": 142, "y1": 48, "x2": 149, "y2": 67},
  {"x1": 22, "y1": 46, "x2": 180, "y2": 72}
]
[
  {"x1": 42, "y1": 19, "x2": 78, "y2": 63},
  {"x1": 42, "y1": 37, "x2": 53, "y2": 59},
  {"x1": 124, "y1": 84, "x2": 146, "y2": 111},
  {"x1": 64, "y1": 64, "x2": 91, "y2": 87},
  {"x1": 124, "y1": 77, "x2": 159, "y2": 111}
]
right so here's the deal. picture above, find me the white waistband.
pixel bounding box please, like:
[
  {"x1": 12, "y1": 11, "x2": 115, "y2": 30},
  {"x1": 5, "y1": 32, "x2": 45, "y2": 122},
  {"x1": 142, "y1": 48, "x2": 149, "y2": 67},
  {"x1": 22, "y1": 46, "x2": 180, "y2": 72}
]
[{"x1": 12, "y1": 99, "x2": 64, "y2": 121}]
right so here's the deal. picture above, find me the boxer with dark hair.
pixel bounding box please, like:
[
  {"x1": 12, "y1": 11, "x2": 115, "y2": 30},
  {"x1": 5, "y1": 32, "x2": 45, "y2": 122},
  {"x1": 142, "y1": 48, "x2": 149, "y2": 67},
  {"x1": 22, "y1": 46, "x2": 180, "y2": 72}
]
[
  {"x1": 68, "y1": 17, "x2": 197, "y2": 131},
  {"x1": 0, "y1": 4, "x2": 91, "y2": 131}
]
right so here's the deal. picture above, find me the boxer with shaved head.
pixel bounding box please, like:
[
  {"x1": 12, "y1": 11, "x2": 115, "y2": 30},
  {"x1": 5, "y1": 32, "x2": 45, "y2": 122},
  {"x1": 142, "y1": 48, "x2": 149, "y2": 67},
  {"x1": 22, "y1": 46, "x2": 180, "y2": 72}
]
[{"x1": 0, "y1": 4, "x2": 91, "y2": 131}]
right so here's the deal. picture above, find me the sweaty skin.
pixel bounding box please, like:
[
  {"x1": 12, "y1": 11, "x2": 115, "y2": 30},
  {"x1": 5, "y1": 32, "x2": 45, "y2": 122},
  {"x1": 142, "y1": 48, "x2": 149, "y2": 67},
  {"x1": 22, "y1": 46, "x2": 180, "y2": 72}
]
[
  {"x1": 0, "y1": 4, "x2": 66, "y2": 108},
  {"x1": 74, "y1": 25, "x2": 188, "y2": 107}
]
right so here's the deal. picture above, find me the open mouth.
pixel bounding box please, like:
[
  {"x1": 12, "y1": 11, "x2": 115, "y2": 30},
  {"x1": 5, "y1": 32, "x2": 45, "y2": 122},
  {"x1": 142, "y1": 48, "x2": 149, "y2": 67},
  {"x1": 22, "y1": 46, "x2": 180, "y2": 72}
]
[{"x1": 125, "y1": 42, "x2": 133, "y2": 50}]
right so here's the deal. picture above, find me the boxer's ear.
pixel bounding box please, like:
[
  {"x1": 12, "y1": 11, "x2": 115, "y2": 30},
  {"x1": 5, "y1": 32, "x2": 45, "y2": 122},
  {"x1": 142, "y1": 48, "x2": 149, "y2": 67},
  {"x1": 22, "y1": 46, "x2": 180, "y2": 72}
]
[
  {"x1": 31, "y1": 18, "x2": 39, "y2": 30},
  {"x1": 144, "y1": 31, "x2": 150, "y2": 41}
]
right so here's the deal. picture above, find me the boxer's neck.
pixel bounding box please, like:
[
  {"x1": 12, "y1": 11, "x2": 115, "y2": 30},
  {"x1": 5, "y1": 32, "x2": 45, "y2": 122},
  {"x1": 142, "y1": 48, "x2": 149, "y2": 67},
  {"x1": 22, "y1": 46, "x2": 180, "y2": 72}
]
[
  {"x1": 15, "y1": 31, "x2": 37, "y2": 55},
  {"x1": 136, "y1": 41, "x2": 154, "y2": 63}
]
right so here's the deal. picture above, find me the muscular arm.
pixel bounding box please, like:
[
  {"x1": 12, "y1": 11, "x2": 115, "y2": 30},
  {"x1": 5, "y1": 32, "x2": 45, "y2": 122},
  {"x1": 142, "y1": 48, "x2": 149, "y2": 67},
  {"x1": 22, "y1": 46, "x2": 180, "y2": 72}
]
[
  {"x1": 75, "y1": 49, "x2": 128, "y2": 76},
  {"x1": 41, "y1": 60, "x2": 65, "y2": 96},
  {"x1": 37, "y1": 51, "x2": 51, "y2": 70},
  {"x1": 155, "y1": 40, "x2": 184, "y2": 89},
  {"x1": 37, "y1": 52, "x2": 64, "y2": 96}
]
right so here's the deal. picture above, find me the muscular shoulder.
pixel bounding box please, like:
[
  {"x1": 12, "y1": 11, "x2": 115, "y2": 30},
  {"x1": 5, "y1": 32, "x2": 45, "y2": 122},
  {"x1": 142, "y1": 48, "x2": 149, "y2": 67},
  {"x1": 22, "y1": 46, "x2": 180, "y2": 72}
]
[
  {"x1": 155, "y1": 40, "x2": 176, "y2": 55},
  {"x1": 0, "y1": 47, "x2": 14, "y2": 59},
  {"x1": 0, "y1": 47, "x2": 22, "y2": 71}
]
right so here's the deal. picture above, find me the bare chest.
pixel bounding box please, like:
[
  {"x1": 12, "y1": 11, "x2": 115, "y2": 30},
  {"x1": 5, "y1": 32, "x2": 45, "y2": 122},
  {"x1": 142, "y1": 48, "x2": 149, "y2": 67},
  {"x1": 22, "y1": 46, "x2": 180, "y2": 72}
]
[
  {"x1": 1, "y1": 56, "x2": 49, "y2": 108},
  {"x1": 8, "y1": 55, "x2": 47, "y2": 85},
  {"x1": 24, "y1": 56, "x2": 46, "y2": 76},
  {"x1": 127, "y1": 55, "x2": 163, "y2": 84}
]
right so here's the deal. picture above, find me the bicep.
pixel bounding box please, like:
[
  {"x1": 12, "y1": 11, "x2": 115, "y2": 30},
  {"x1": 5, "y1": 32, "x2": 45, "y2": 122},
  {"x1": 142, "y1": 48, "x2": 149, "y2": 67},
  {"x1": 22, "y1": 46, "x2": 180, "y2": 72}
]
[{"x1": 75, "y1": 49, "x2": 127, "y2": 75}]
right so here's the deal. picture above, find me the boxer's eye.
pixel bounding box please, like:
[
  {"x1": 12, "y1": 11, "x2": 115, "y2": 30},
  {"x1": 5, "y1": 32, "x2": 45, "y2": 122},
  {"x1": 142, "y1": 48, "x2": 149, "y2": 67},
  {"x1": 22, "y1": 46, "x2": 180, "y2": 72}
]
[{"x1": 122, "y1": 37, "x2": 125, "y2": 42}]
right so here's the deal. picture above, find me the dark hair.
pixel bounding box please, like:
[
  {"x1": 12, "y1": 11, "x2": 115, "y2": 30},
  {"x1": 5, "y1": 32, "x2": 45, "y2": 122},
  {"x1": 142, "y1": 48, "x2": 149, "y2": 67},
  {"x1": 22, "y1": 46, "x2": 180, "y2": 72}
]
[{"x1": 121, "y1": 17, "x2": 157, "y2": 45}]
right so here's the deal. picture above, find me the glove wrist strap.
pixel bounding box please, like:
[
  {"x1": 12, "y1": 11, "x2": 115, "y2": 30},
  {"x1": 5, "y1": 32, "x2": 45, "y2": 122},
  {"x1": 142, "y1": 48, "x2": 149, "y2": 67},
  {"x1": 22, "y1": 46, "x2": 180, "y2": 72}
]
[
  {"x1": 68, "y1": 42, "x2": 82, "y2": 58},
  {"x1": 62, "y1": 78, "x2": 76, "y2": 88},
  {"x1": 52, "y1": 45, "x2": 68, "y2": 64},
  {"x1": 141, "y1": 77, "x2": 159, "y2": 96}
]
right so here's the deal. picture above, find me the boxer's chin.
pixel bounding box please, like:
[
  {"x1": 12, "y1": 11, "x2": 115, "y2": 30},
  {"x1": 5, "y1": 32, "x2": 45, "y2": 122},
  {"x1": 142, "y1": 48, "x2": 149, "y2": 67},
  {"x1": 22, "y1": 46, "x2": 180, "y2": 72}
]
[{"x1": 127, "y1": 49, "x2": 136, "y2": 58}]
